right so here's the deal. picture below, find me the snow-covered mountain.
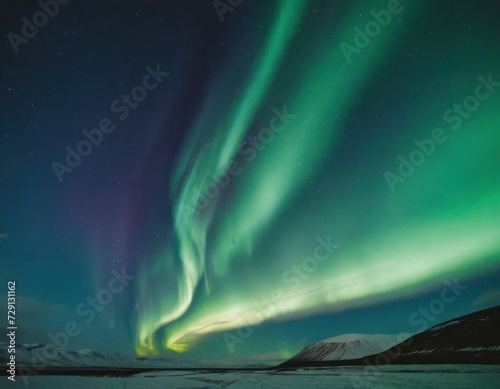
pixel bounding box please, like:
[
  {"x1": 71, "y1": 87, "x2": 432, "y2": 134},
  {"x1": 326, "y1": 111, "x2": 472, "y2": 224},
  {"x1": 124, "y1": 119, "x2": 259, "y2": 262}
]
[
  {"x1": 283, "y1": 305, "x2": 500, "y2": 367},
  {"x1": 287, "y1": 333, "x2": 409, "y2": 363},
  {"x1": 0, "y1": 343, "x2": 189, "y2": 369},
  {"x1": 370, "y1": 305, "x2": 500, "y2": 365}
]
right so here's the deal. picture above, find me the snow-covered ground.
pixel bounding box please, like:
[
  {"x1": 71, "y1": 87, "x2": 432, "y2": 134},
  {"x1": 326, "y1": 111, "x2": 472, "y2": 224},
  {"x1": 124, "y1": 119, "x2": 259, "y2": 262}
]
[{"x1": 16, "y1": 365, "x2": 500, "y2": 388}]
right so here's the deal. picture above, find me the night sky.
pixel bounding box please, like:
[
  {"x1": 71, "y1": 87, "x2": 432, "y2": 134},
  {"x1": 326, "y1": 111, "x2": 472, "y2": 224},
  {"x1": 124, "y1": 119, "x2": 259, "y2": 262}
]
[{"x1": 1, "y1": 0, "x2": 500, "y2": 366}]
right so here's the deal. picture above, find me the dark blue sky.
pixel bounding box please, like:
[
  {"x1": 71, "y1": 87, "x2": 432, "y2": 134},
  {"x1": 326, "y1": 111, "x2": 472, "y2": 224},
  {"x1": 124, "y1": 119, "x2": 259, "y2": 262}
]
[{"x1": 1, "y1": 0, "x2": 500, "y2": 365}]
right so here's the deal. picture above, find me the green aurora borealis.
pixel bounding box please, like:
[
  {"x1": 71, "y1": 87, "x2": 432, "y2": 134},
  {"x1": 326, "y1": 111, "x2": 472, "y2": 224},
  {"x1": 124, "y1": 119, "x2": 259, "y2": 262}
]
[
  {"x1": 2, "y1": 0, "x2": 500, "y2": 364},
  {"x1": 133, "y1": 1, "x2": 500, "y2": 356}
]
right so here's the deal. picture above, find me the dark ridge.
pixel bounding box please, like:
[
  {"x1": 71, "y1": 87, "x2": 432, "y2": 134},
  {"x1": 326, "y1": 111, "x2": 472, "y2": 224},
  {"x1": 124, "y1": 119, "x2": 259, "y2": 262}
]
[{"x1": 280, "y1": 305, "x2": 500, "y2": 368}]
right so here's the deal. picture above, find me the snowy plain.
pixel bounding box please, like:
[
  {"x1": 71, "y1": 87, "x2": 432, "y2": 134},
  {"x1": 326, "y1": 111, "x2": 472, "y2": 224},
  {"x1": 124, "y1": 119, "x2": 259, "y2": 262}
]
[{"x1": 17, "y1": 365, "x2": 500, "y2": 388}]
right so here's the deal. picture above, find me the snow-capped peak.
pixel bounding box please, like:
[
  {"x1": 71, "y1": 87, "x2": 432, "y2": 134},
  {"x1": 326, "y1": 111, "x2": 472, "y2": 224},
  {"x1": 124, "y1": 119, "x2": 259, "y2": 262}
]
[
  {"x1": 289, "y1": 333, "x2": 410, "y2": 362},
  {"x1": 0, "y1": 342, "x2": 189, "y2": 369}
]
